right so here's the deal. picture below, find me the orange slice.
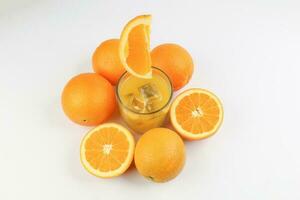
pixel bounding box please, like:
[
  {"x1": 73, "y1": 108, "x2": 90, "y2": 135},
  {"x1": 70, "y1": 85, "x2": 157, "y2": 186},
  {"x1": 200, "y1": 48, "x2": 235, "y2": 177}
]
[
  {"x1": 119, "y1": 15, "x2": 152, "y2": 79},
  {"x1": 170, "y1": 89, "x2": 223, "y2": 140},
  {"x1": 80, "y1": 123, "x2": 135, "y2": 178}
]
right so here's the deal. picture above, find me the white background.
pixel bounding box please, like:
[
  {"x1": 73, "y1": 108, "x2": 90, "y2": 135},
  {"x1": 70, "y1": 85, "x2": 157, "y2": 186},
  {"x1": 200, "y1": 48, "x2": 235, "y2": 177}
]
[{"x1": 1, "y1": 0, "x2": 300, "y2": 199}]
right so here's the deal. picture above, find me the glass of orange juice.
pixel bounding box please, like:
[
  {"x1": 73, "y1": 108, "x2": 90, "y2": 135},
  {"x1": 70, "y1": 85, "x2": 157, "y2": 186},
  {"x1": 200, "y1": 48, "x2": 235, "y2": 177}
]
[{"x1": 116, "y1": 67, "x2": 173, "y2": 133}]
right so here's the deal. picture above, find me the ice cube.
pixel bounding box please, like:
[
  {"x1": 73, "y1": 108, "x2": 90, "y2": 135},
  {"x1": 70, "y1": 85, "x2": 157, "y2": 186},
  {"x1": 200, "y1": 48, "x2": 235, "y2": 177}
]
[
  {"x1": 139, "y1": 83, "x2": 161, "y2": 102},
  {"x1": 145, "y1": 99, "x2": 160, "y2": 112},
  {"x1": 145, "y1": 101, "x2": 155, "y2": 112},
  {"x1": 125, "y1": 93, "x2": 145, "y2": 112}
]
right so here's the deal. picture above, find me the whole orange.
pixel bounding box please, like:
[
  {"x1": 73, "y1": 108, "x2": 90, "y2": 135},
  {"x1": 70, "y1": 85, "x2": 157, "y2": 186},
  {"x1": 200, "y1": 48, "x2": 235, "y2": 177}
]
[
  {"x1": 92, "y1": 39, "x2": 126, "y2": 85},
  {"x1": 151, "y1": 43, "x2": 194, "y2": 91},
  {"x1": 134, "y1": 128, "x2": 186, "y2": 182},
  {"x1": 61, "y1": 73, "x2": 116, "y2": 126}
]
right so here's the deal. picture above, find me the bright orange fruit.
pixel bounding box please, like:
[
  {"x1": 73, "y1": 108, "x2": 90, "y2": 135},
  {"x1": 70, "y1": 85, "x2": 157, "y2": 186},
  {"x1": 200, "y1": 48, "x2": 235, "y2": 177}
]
[
  {"x1": 119, "y1": 15, "x2": 152, "y2": 79},
  {"x1": 170, "y1": 88, "x2": 223, "y2": 140},
  {"x1": 92, "y1": 39, "x2": 126, "y2": 85},
  {"x1": 151, "y1": 43, "x2": 194, "y2": 91},
  {"x1": 61, "y1": 73, "x2": 116, "y2": 126},
  {"x1": 134, "y1": 128, "x2": 185, "y2": 182},
  {"x1": 80, "y1": 123, "x2": 135, "y2": 178}
]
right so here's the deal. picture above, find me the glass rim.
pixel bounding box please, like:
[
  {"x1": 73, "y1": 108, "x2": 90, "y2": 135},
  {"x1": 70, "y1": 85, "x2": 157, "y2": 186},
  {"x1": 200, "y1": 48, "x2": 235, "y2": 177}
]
[{"x1": 116, "y1": 67, "x2": 173, "y2": 115}]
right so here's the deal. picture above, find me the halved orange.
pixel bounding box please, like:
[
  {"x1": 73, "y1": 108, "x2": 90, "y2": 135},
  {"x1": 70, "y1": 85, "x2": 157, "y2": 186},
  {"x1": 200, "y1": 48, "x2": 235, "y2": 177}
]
[
  {"x1": 80, "y1": 123, "x2": 135, "y2": 178},
  {"x1": 170, "y1": 88, "x2": 223, "y2": 140},
  {"x1": 119, "y1": 15, "x2": 152, "y2": 79}
]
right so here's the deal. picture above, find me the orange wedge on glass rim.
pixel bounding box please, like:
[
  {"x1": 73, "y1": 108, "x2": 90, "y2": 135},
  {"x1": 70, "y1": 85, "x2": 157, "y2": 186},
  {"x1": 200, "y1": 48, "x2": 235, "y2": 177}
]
[
  {"x1": 80, "y1": 123, "x2": 135, "y2": 178},
  {"x1": 170, "y1": 88, "x2": 223, "y2": 140},
  {"x1": 119, "y1": 15, "x2": 152, "y2": 79}
]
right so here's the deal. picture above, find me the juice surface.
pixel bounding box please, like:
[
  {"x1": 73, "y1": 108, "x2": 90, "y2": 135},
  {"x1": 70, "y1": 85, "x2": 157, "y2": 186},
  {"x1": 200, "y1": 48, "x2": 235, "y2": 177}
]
[{"x1": 119, "y1": 72, "x2": 170, "y2": 113}]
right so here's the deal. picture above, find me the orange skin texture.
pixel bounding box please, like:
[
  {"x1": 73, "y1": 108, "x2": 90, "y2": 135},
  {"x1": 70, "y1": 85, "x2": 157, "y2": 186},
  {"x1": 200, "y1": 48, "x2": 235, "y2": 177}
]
[
  {"x1": 61, "y1": 73, "x2": 116, "y2": 126},
  {"x1": 151, "y1": 43, "x2": 194, "y2": 91},
  {"x1": 134, "y1": 128, "x2": 186, "y2": 182},
  {"x1": 92, "y1": 39, "x2": 126, "y2": 85}
]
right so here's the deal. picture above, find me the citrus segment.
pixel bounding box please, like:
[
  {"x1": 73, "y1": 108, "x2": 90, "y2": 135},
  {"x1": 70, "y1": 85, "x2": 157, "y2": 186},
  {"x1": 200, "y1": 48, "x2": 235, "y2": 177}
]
[
  {"x1": 119, "y1": 15, "x2": 152, "y2": 79},
  {"x1": 170, "y1": 89, "x2": 223, "y2": 140},
  {"x1": 80, "y1": 123, "x2": 135, "y2": 178}
]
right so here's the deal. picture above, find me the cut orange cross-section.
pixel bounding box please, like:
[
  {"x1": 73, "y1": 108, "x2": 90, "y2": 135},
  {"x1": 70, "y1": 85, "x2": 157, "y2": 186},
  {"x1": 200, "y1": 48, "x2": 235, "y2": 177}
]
[
  {"x1": 80, "y1": 123, "x2": 135, "y2": 178},
  {"x1": 119, "y1": 15, "x2": 152, "y2": 79},
  {"x1": 170, "y1": 89, "x2": 223, "y2": 140}
]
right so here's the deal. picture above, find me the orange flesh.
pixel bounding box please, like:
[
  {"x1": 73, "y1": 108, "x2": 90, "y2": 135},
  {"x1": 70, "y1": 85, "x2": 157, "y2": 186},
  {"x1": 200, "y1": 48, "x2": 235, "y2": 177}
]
[
  {"x1": 126, "y1": 24, "x2": 151, "y2": 75},
  {"x1": 84, "y1": 127, "x2": 129, "y2": 172},
  {"x1": 175, "y1": 93, "x2": 221, "y2": 134}
]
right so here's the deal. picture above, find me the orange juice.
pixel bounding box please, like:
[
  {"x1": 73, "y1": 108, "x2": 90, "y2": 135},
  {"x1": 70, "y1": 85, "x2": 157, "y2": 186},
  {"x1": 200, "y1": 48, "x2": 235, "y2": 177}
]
[{"x1": 116, "y1": 68, "x2": 172, "y2": 133}]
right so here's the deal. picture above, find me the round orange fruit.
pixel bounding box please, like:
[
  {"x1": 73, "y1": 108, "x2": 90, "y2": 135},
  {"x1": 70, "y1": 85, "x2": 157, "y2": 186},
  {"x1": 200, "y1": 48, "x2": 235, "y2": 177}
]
[
  {"x1": 61, "y1": 73, "x2": 116, "y2": 126},
  {"x1": 92, "y1": 39, "x2": 126, "y2": 85},
  {"x1": 134, "y1": 128, "x2": 185, "y2": 182},
  {"x1": 151, "y1": 43, "x2": 194, "y2": 91},
  {"x1": 170, "y1": 88, "x2": 223, "y2": 140},
  {"x1": 80, "y1": 123, "x2": 135, "y2": 178}
]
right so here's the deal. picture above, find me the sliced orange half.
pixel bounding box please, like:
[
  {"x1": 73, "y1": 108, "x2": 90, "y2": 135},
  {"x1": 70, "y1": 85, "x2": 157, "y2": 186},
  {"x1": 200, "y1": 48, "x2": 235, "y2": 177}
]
[
  {"x1": 80, "y1": 123, "x2": 135, "y2": 178},
  {"x1": 170, "y1": 88, "x2": 223, "y2": 140},
  {"x1": 119, "y1": 15, "x2": 152, "y2": 79}
]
